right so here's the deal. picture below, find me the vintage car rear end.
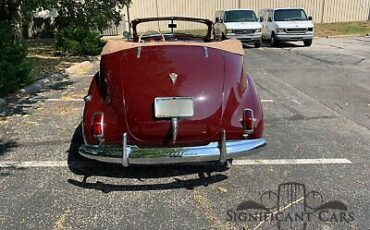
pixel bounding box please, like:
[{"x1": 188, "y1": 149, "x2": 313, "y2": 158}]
[{"x1": 79, "y1": 17, "x2": 266, "y2": 168}]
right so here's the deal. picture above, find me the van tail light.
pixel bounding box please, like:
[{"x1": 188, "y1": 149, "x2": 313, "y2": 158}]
[
  {"x1": 92, "y1": 112, "x2": 104, "y2": 137},
  {"x1": 243, "y1": 109, "x2": 256, "y2": 134}
]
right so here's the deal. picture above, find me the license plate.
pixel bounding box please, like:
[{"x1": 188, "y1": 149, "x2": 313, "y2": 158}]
[{"x1": 154, "y1": 97, "x2": 194, "y2": 118}]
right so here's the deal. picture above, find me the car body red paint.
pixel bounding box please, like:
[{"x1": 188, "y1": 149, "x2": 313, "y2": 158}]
[{"x1": 80, "y1": 17, "x2": 265, "y2": 166}]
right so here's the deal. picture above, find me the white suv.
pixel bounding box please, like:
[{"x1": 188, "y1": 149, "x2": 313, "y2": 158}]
[
  {"x1": 258, "y1": 8, "x2": 314, "y2": 47},
  {"x1": 214, "y1": 9, "x2": 262, "y2": 48}
]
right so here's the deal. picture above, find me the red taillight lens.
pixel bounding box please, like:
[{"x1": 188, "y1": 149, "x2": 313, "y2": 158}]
[
  {"x1": 243, "y1": 109, "x2": 255, "y2": 134},
  {"x1": 92, "y1": 113, "x2": 104, "y2": 136}
]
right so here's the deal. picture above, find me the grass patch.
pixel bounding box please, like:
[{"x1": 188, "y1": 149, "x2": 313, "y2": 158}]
[{"x1": 315, "y1": 21, "x2": 370, "y2": 37}]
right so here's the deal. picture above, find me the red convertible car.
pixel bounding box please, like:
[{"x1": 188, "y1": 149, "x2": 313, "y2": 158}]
[{"x1": 79, "y1": 17, "x2": 266, "y2": 168}]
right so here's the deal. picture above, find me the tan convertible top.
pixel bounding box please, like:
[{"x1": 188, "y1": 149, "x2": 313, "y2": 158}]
[{"x1": 101, "y1": 39, "x2": 244, "y2": 56}]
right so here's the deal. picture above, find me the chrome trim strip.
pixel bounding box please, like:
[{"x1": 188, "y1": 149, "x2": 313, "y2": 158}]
[
  {"x1": 122, "y1": 133, "x2": 129, "y2": 167},
  {"x1": 79, "y1": 138, "x2": 266, "y2": 166},
  {"x1": 203, "y1": 46, "x2": 208, "y2": 58},
  {"x1": 137, "y1": 47, "x2": 142, "y2": 58},
  {"x1": 81, "y1": 102, "x2": 88, "y2": 145},
  {"x1": 83, "y1": 95, "x2": 92, "y2": 102}
]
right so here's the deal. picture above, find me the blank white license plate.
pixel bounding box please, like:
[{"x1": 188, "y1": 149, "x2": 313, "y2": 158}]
[{"x1": 154, "y1": 97, "x2": 194, "y2": 118}]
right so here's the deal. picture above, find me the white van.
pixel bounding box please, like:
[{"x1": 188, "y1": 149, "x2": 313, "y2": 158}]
[
  {"x1": 214, "y1": 9, "x2": 262, "y2": 48},
  {"x1": 258, "y1": 8, "x2": 314, "y2": 46}
]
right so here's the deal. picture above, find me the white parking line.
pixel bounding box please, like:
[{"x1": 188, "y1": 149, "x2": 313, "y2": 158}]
[
  {"x1": 0, "y1": 161, "x2": 69, "y2": 168},
  {"x1": 261, "y1": 99, "x2": 274, "y2": 103},
  {"x1": 0, "y1": 158, "x2": 352, "y2": 168},
  {"x1": 233, "y1": 158, "x2": 352, "y2": 165},
  {"x1": 292, "y1": 99, "x2": 301, "y2": 105},
  {"x1": 46, "y1": 98, "x2": 83, "y2": 102}
]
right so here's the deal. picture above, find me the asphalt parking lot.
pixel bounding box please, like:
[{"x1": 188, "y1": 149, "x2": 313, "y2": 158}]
[{"x1": 0, "y1": 37, "x2": 369, "y2": 230}]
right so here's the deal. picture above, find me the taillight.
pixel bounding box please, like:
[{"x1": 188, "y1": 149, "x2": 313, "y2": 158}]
[
  {"x1": 92, "y1": 112, "x2": 104, "y2": 137},
  {"x1": 243, "y1": 109, "x2": 255, "y2": 134}
]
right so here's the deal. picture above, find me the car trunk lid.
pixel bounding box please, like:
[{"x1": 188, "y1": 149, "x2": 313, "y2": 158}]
[{"x1": 120, "y1": 45, "x2": 225, "y2": 147}]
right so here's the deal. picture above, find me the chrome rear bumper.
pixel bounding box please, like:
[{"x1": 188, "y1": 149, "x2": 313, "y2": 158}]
[{"x1": 79, "y1": 133, "x2": 266, "y2": 167}]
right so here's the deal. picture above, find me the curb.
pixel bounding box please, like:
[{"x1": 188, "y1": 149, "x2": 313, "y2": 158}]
[
  {"x1": 18, "y1": 73, "x2": 64, "y2": 95},
  {"x1": 16, "y1": 58, "x2": 99, "y2": 96},
  {"x1": 0, "y1": 98, "x2": 5, "y2": 111},
  {"x1": 1, "y1": 60, "x2": 99, "y2": 112},
  {"x1": 324, "y1": 34, "x2": 363, "y2": 38}
]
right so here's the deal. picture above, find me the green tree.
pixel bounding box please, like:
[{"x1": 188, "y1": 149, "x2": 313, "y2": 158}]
[
  {"x1": 56, "y1": 0, "x2": 130, "y2": 34},
  {"x1": 0, "y1": 22, "x2": 32, "y2": 97},
  {"x1": 1, "y1": 0, "x2": 58, "y2": 40},
  {"x1": 0, "y1": 0, "x2": 22, "y2": 40},
  {"x1": 55, "y1": 0, "x2": 131, "y2": 55}
]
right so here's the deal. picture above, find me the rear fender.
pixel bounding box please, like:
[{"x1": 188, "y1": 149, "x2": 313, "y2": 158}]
[
  {"x1": 242, "y1": 74, "x2": 264, "y2": 139},
  {"x1": 221, "y1": 55, "x2": 263, "y2": 140},
  {"x1": 83, "y1": 72, "x2": 127, "y2": 145}
]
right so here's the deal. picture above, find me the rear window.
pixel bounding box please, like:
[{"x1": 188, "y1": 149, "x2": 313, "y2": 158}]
[
  {"x1": 136, "y1": 20, "x2": 208, "y2": 37},
  {"x1": 224, "y1": 10, "x2": 258, "y2": 22},
  {"x1": 274, "y1": 9, "x2": 308, "y2": 21}
]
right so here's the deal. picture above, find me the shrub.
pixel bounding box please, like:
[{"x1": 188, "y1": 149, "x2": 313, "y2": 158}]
[
  {"x1": 56, "y1": 26, "x2": 105, "y2": 56},
  {"x1": 0, "y1": 23, "x2": 32, "y2": 97}
]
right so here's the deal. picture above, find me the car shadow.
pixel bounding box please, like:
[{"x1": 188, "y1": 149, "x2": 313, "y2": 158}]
[
  {"x1": 67, "y1": 124, "x2": 229, "y2": 193},
  {"x1": 242, "y1": 44, "x2": 259, "y2": 49},
  {"x1": 0, "y1": 139, "x2": 18, "y2": 156},
  {"x1": 262, "y1": 40, "x2": 305, "y2": 48},
  {"x1": 0, "y1": 80, "x2": 74, "y2": 119},
  {"x1": 242, "y1": 41, "x2": 305, "y2": 49},
  {"x1": 0, "y1": 95, "x2": 44, "y2": 117},
  {"x1": 47, "y1": 80, "x2": 74, "y2": 91}
]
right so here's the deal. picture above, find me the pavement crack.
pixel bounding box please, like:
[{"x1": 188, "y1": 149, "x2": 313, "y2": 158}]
[
  {"x1": 250, "y1": 196, "x2": 304, "y2": 230},
  {"x1": 353, "y1": 38, "x2": 370, "y2": 43},
  {"x1": 353, "y1": 58, "x2": 366, "y2": 65},
  {"x1": 256, "y1": 67, "x2": 370, "y2": 133},
  {"x1": 192, "y1": 189, "x2": 236, "y2": 230},
  {"x1": 289, "y1": 115, "x2": 336, "y2": 121},
  {"x1": 286, "y1": 50, "x2": 336, "y2": 65},
  {"x1": 254, "y1": 80, "x2": 279, "y2": 99},
  {"x1": 329, "y1": 45, "x2": 344, "y2": 49},
  {"x1": 265, "y1": 115, "x2": 336, "y2": 123}
]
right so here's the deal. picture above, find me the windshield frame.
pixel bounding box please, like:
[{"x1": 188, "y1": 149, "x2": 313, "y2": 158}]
[
  {"x1": 131, "y1": 17, "x2": 213, "y2": 42},
  {"x1": 224, "y1": 10, "x2": 258, "y2": 23},
  {"x1": 273, "y1": 9, "x2": 308, "y2": 21}
]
